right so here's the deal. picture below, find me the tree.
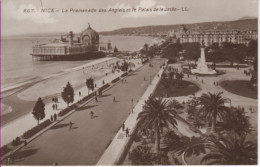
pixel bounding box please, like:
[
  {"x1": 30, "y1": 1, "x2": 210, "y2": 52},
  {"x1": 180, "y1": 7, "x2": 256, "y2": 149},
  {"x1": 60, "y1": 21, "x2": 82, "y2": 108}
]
[
  {"x1": 128, "y1": 146, "x2": 154, "y2": 165},
  {"x1": 168, "y1": 99, "x2": 183, "y2": 110},
  {"x1": 86, "y1": 78, "x2": 94, "y2": 95},
  {"x1": 114, "y1": 45, "x2": 118, "y2": 52},
  {"x1": 32, "y1": 98, "x2": 45, "y2": 125},
  {"x1": 219, "y1": 106, "x2": 251, "y2": 136},
  {"x1": 120, "y1": 61, "x2": 129, "y2": 72},
  {"x1": 201, "y1": 134, "x2": 257, "y2": 165},
  {"x1": 137, "y1": 96, "x2": 177, "y2": 153},
  {"x1": 198, "y1": 92, "x2": 228, "y2": 133},
  {"x1": 164, "y1": 132, "x2": 205, "y2": 165},
  {"x1": 61, "y1": 82, "x2": 74, "y2": 106}
]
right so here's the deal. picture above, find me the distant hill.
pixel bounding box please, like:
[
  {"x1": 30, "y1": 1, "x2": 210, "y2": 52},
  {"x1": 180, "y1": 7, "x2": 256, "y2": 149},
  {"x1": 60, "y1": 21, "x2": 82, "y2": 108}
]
[
  {"x1": 100, "y1": 18, "x2": 258, "y2": 36},
  {"x1": 238, "y1": 16, "x2": 257, "y2": 20}
]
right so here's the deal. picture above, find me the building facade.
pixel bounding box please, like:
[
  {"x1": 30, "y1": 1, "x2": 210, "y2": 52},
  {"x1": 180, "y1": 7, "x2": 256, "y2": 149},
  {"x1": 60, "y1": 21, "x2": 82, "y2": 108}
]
[
  {"x1": 180, "y1": 30, "x2": 258, "y2": 46},
  {"x1": 31, "y1": 24, "x2": 102, "y2": 60}
]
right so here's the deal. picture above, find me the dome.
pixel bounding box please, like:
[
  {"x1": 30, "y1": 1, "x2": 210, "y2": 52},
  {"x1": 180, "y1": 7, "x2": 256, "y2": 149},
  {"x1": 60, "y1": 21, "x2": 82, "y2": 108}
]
[{"x1": 80, "y1": 23, "x2": 99, "y2": 46}]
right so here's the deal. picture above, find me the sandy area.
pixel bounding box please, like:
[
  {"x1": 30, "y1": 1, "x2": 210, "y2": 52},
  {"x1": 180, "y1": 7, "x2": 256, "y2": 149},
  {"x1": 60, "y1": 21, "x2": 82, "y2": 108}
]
[{"x1": 17, "y1": 59, "x2": 120, "y2": 101}]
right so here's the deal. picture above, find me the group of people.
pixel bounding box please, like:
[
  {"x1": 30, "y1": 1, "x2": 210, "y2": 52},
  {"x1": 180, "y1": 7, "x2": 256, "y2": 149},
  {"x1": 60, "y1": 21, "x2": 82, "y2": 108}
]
[
  {"x1": 52, "y1": 104, "x2": 58, "y2": 110},
  {"x1": 52, "y1": 97, "x2": 58, "y2": 103},
  {"x1": 122, "y1": 123, "x2": 130, "y2": 137}
]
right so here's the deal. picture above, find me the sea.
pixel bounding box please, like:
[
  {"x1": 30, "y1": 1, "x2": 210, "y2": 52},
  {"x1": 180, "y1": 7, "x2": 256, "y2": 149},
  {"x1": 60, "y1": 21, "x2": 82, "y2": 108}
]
[{"x1": 1, "y1": 35, "x2": 156, "y2": 91}]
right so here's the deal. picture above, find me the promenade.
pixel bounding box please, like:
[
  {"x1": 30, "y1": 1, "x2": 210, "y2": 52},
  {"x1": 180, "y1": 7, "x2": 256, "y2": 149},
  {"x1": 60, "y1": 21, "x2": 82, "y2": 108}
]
[
  {"x1": 1, "y1": 57, "x2": 124, "y2": 146},
  {"x1": 10, "y1": 59, "x2": 164, "y2": 165}
]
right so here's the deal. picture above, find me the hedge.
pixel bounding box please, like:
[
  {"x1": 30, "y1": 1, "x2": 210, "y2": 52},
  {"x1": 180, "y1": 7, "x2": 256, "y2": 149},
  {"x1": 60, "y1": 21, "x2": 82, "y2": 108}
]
[
  {"x1": 58, "y1": 103, "x2": 78, "y2": 117},
  {"x1": 22, "y1": 119, "x2": 52, "y2": 139},
  {"x1": 111, "y1": 77, "x2": 120, "y2": 83},
  {"x1": 121, "y1": 72, "x2": 128, "y2": 77},
  {"x1": 99, "y1": 83, "x2": 110, "y2": 92}
]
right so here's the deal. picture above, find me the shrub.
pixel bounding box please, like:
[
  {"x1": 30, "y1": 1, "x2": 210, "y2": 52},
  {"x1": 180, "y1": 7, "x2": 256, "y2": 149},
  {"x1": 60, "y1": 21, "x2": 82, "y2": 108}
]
[
  {"x1": 1, "y1": 145, "x2": 11, "y2": 156},
  {"x1": 99, "y1": 84, "x2": 110, "y2": 92},
  {"x1": 11, "y1": 137, "x2": 22, "y2": 146},
  {"x1": 58, "y1": 103, "x2": 78, "y2": 117},
  {"x1": 121, "y1": 72, "x2": 128, "y2": 77},
  {"x1": 111, "y1": 77, "x2": 120, "y2": 83},
  {"x1": 22, "y1": 119, "x2": 52, "y2": 139}
]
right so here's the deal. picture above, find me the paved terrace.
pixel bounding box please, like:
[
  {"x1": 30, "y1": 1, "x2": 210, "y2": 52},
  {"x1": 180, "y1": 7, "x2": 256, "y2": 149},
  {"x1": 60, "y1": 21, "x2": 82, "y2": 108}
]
[{"x1": 10, "y1": 59, "x2": 165, "y2": 165}]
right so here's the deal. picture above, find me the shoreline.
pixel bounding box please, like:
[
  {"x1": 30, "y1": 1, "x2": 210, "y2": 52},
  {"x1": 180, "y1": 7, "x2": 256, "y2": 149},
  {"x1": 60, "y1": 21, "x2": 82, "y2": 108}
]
[{"x1": 1, "y1": 57, "x2": 118, "y2": 127}]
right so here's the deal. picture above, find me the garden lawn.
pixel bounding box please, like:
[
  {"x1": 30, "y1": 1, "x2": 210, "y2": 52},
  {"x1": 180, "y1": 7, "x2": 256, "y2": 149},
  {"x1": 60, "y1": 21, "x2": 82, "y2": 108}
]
[
  {"x1": 154, "y1": 79, "x2": 199, "y2": 97},
  {"x1": 220, "y1": 80, "x2": 257, "y2": 99}
]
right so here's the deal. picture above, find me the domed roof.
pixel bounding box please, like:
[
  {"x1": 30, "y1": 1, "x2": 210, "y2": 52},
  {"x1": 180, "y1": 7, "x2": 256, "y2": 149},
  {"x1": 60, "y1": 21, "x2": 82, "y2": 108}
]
[{"x1": 80, "y1": 23, "x2": 99, "y2": 42}]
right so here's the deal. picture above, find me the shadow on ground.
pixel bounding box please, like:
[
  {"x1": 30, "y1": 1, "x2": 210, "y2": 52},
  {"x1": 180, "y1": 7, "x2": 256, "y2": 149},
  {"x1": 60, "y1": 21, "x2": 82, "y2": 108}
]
[
  {"x1": 76, "y1": 105, "x2": 97, "y2": 111},
  {"x1": 13, "y1": 147, "x2": 39, "y2": 163},
  {"x1": 50, "y1": 123, "x2": 69, "y2": 130}
]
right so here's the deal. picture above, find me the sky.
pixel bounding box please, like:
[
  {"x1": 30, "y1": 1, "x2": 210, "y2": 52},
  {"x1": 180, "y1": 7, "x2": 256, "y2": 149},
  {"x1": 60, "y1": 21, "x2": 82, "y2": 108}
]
[{"x1": 1, "y1": 0, "x2": 258, "y2": 36}]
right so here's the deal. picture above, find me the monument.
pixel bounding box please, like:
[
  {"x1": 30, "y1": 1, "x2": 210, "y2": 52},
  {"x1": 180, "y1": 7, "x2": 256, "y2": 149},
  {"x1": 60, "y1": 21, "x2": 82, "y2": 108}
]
[{"x1": 191, "y1": 40, "x2": 216, "y2": 75}]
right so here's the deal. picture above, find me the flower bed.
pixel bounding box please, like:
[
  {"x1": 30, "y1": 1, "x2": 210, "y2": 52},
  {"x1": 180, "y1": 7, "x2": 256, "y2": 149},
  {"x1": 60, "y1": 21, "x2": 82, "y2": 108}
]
[
  {"x1": 22, "y1": 119, "x2": 52, "y2": 139},
  {"x1": 111, "y1": 77, "x2": 120, "y2": 83}
]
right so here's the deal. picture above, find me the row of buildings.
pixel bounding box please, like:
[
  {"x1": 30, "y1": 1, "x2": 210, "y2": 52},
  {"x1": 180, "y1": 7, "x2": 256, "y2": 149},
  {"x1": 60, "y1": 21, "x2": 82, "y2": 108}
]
[{"x1": 178, "y1": 29, "x2": 258, "y2": 46}]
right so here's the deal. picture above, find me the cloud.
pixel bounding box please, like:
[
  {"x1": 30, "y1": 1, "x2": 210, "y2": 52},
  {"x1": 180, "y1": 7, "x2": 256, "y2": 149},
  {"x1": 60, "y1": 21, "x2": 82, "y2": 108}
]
[{"x1": 2, "y1": 1, "x2": 56, "y2": 24}]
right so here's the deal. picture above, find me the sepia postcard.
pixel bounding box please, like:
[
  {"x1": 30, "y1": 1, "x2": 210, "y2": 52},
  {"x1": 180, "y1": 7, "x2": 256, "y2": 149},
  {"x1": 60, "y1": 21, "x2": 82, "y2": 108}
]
[{"x1": 1, "y1": 0, "x2": 258, "y2": 165}]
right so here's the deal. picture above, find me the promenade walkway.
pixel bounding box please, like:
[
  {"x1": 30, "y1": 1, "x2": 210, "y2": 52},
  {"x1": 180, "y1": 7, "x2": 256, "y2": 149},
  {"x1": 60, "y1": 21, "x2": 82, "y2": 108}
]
[
  {"x1": 1, "y1": 58, "x2": 138, "y2": 146},
  {"x1": 10, "y1": 59, "x2": 164, "y2": 165}
]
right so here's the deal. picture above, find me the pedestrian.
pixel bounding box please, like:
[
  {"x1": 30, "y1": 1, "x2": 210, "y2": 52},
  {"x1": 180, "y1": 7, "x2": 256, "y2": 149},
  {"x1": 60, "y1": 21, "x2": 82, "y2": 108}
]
[
  {"x1": 113, "y1": 96, "x2": 116, "y2": 102},
  {"x1": 144, "y1": 77, "x2": 146, "y2": 81},
  {"x1": 7, "y1": 157, "x2": 11, "y2": 165},
  {"x1": 95, "y1": 96, "x2": 98, "y2": 102},
  {"x1": 24, "y1": 140, "x2": 28, "y2": 147},
  {"x1": 52, "y1": 97, "x2": 54, "y2": 103},
  {"x1": 122, "y1": 123, "x2": 125, "y2": 131},
  {"x1": 90, "y1": 111, "x2": 94, "y2": 119},
  {"x1": 79, "y1": 91, "x2": 81, "y2": 96},
  {"x1": 125, "y1": 79, "x2": 126, "y2": 83},
  {"x1": 9, "y1": 154, "x2": 14, "y2": 164},
  {"x1": 52, "y1": 104, "x2": 55, "y2": 110},
  {"x1": 214, "y1": 82, "x2": 215, "y2": 85},
  {"x1": 55, "y1": 104, "x2": 58, "y2": 110},
  {"x1": 54, "y1": 114, "x2": 57, "y2": 121},
  {"x1": 69, "y1": 121, "x2": 73, "y2": 129},
  {"x1": 126, "y1": 128, "x2": 129, "y2": 137}
]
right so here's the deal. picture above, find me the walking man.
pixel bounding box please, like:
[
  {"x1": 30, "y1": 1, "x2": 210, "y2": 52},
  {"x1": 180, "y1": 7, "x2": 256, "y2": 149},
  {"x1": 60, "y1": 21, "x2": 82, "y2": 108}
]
[
  {"x1": 69, "y1": 121, "x2": 73, "y2": 129},
  {"x1": 24, "y1": 140, "x2": 28, "y2": 147},
  {"x1": 126, "y1": 128, "x2": 129, "y2": 137},
  {"x1": 113, "y1": 96, "x2": 116, "y2": 102},
  {"x1": 52, "y1": 104, "x2": 55, "y2": 110},
  {"x1": 95, "y1": 96, "x2": 98, "y2": 102},
  {"x1": 79, "y1": 91, "x2": 81, "y2": 96},
  {"x1": 90, "y1": 111, "x2": 94, "y2": 119},
  {"x1": 125, "y1": 79, "x2": 126, "y2": 83}
]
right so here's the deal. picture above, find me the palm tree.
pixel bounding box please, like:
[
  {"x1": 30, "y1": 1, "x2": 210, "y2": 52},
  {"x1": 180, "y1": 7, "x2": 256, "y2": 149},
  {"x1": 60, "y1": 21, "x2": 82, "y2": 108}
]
[
  {"x1": 201, "y1": 134, "x2": 257, "y2": 165},
  {"x1": 219, "y1": 106, "x2": 251, "y2": 136},
  {"x1": 198, "y1": 92, "x2": 228, "y2": 133},
  {"x1": 137, "y1": 96, "x2": 177, "y2": 153},
  {"x1": 164, "y1": 131, "x2": 205, "y2": 165}
]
